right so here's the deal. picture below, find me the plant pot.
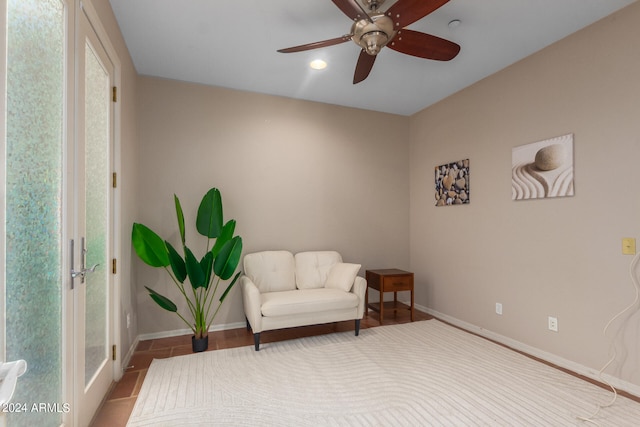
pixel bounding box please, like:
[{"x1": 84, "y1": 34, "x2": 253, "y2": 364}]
[{"x1": 192, "y1": 335, "x2": 209, "y2": 353}]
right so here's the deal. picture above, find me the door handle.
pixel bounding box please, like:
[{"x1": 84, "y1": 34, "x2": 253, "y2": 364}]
[
  {"x1": 70, "y1": 238, "x2": 99, "y2": 288},
  {"x1": 70, "y1": 263, "x2": 99, "y2": 280}
]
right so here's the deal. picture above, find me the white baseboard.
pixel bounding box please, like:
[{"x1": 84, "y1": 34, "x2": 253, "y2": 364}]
[
  {"x1": 121, "y1": 335, "x2": 139, "y2": 373},
  {"x1": 120, "y1": 322, "x2": 244, "y2": 377},
  {"x1": 417, "y1": 304, "x2": 640, "y2": 398},
  {"x1": 136, "y1": 321, "x2": 246, "y2": 342}
]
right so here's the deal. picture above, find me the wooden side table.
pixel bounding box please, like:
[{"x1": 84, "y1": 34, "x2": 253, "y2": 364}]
[{"x1": 365, "y1": 269, "x2": 414, "y2": 324}]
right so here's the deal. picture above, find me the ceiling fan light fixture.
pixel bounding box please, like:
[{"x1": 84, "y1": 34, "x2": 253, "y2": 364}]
[
  {"x1": 309, "y1": 59, "x2": 327, "y2": 70},
  {"x1": 360, "y1": 31, "x2": 388, "y2": 55},
  {"x1": 351, "y1": 14, "x2": 395, "y2": 55}
]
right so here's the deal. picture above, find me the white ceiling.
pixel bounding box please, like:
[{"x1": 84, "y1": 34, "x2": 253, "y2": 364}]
[{"x1": 108, "y1": 0, "x2": 635, "y2": 116}]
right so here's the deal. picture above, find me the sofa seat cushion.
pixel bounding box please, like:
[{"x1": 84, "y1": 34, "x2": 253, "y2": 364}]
[{"x1": 261, "y1": 288, "x2": 359, "y2": 317}]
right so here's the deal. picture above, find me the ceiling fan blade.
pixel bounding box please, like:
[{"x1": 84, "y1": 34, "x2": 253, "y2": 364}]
[
  {"x1": 386, "y1": 0, "x2": 450, "y2": 28},
  {"x1": 277, "y1": 35, "x2": 352, "y2": 53},
  {"x1": 331, "y1": 0, "x2": 371, "y2": 22},
  {"x1": 388, "y1": 29, "x2": 460, "y2": 61},
  {"x1": 353, "y1": 50, "x2": 377, "y2": 84}
]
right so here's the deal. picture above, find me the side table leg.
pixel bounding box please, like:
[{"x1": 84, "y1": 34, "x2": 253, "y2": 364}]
[
  {"x1": 379, "y1": 288, "x2": 384, "y2": 325},
  {"x1": 410, "y1": 287, "x2": 414, "y2": 321},
  {"x1": 365, "y1": 285, "x2": 368, "y2": 317}
]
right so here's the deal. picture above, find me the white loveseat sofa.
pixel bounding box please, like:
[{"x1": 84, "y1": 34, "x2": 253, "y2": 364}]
[{"x1": 240, "y1": 250, "x2": 367, "y2": 350}]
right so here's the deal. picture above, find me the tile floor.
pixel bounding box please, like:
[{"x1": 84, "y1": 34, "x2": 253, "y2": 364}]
[
  {"x1": 90, "y1": 305, "x2": 640, "y2": 426},
  {"x1": 90, "y1": 305, "x2": 428, "y2": 426}
]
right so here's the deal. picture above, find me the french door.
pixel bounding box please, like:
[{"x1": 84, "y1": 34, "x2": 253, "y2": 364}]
[
  {"x1": 1, "y1": 1, "x2": 116, "y2": 425},
  {"x1": 73, "y1": 4, "x2": 115, "y2": 426}
]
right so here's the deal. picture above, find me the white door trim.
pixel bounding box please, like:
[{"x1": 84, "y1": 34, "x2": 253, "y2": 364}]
[{"x1": 78, "y1": 0, "x2": 123, "y2": 384}]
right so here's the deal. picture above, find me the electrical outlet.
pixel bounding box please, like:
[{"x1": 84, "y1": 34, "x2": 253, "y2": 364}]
[
  {"x1": 495, "y1": 303, "x2": 503, "y2": 315},
  {"x1": 126, "y1": 313, "x2": 131, "y2": 329},
  {"x1": 548, "y1": 316, "x2": 558, "y2": 332}
]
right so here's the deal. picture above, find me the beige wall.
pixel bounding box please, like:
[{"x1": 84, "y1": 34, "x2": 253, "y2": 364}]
[
  {"x1": 410, "y1": 2, "x2": 640, "y2": 388},
  {"x1": 135, "y1": 77, "x2": 410, "y2": 335}
]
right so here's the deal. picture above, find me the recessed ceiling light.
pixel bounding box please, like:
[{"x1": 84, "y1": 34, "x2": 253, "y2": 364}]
[
  {"x1": 309, "y1": 59, "x2": 327, "y2": 70},
  {"x1": 448, "y1": 19, "x2": 461, "y2": 29}
]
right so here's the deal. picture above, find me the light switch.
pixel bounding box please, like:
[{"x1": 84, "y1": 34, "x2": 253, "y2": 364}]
[{"x1": 622, "y1": 237, "x2": 636, "y2": 255}]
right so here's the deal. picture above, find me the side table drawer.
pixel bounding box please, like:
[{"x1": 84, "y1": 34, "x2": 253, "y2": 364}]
[{"x1": 382, "y1": 274, "x2": 413, "y2": 291}]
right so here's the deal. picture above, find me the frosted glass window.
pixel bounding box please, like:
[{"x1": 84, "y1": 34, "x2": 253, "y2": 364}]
[
  {"x1": 83, "y1": 41, "x2": 110, "y2": 387},
  {"x1": 5, "y1": 0, "x2": 65, "y2": 426}
]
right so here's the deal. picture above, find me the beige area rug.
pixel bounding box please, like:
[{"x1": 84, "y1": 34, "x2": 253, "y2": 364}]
[{"x1": 127, "y1": 320, "x2": 640, "y2": 426}]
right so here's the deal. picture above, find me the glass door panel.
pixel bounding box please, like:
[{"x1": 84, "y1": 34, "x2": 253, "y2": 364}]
[
  {"x1": 83, "y1": 39, "x2": 110, "y2": 387},
  {"x1": 4, "y1": 0, "x2": 65, "y2": 425}
]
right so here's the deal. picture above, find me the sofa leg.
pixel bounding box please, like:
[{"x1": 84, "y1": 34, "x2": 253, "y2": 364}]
[
  {"x1": 355, "y1": 319, "x2": 361, "y2": 336},
  {"x1": 253, "y1": 333, "x2": 261, "y2": 351}
]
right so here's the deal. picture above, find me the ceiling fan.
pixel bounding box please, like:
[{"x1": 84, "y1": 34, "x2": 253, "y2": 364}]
[{"x1": 277, "y1": 0, "x2": 461, "y2": 84}]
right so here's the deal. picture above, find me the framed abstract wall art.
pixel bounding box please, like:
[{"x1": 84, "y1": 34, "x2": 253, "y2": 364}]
[
  {"x1": 435, "y1": 159, "x2": 469, "y2": 206},
  {"x1": 512, "y1": 134, "x2": 574, "y2": 200}
]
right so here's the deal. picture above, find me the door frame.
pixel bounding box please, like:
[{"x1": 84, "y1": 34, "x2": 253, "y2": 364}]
[
  {"x1": 63, "y1": 1, "x2": 76, "y2": 426},
  {"x1": 70, "y1": 1, "x2": 123, "y2": 424},
  {"x1": 77, "y1": 0, "x2": 122, "y2": 380},
  {"x1": 73, "y1": 3, "x2": 114, "y2": 425}
]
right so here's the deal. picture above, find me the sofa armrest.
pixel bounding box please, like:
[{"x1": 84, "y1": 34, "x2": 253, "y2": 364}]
[
  {"x1": 352, "y1": 276, "x2": 367, "y2": 319},
  {"x1": 240, "y1": 275, "x2": 263, "y2": 333}
]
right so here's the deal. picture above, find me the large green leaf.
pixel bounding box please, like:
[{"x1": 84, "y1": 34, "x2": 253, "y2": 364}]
[
  {"x1": 166, "y1": 241, "x2": 187, "y2": 283},
  {"x1": 174, "y1": 195, "x2": 186, "y2": 246},
  {"x1": 200, "y1": 251, "x2": 214, "y2": 289},
  {"x1": 132, "y1": 223, "x2": 170, "y2": 267},
  {"x1": 185, "y1": 246, "x2": 206, "y2": 289},
  {"x1": 211, "y1": 219, "x2": 236, "y2": 258},
  {"x1": 219, "y1": 271, "x2": 241, "y2": 303},
  {"x1": 145, "y1": 286, "x2": 177, "y2": 312},
  {"x1": 196, "y1": 188, "x2": 223, "y2": 238},
  {"x1": 213, "y1": 236, "x2": 243, "y2": 280}
]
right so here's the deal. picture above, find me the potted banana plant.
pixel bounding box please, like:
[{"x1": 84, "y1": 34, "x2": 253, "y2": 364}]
[{"x1": 132, "y1": 187, "x2": 243, "y2": 352}]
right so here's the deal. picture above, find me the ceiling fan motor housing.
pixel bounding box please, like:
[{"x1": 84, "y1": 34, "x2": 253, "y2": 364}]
[
  {"x1": 363, "y1": 0, "x2": 386, "y2": 11},
  {"x1": 351, "y1": 14, "x2": 396, "y2": 55}
]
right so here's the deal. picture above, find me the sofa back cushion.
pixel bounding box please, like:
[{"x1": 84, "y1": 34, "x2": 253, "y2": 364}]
[
  {"x1": 243, "y1": 251, "x2": 296, "y2": 293},
  {"x1": 294, "y1": 251, "x2": 343, "y2": 289}
]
